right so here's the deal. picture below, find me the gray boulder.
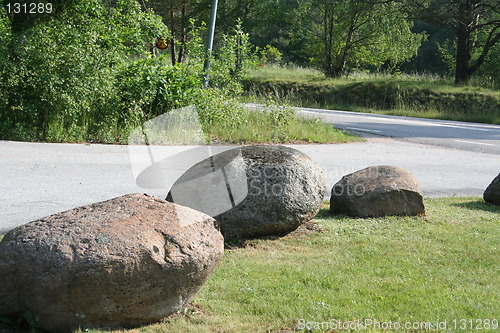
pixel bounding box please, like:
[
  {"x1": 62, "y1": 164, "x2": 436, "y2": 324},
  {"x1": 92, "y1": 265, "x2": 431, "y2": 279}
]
[
  {"x1": 167, "y1": 145, "x2": 326, "y2": 240},
  {"x1": 0, "y1": 193, "x2": 224, "y2": 333},
  {"x1": 330, "y1": 165, "x2": 425, "y2": 218},
  {"x1": 484, "y1": 173, "x2": 500, "y2": 206}
]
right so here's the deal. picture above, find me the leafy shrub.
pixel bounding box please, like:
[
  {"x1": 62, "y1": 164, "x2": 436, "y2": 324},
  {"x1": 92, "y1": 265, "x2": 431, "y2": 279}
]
[
  {"x1": 4, "y1": 1, "x2": 337, "y2": 144},
  {"x1": 111, "y1": 58, "x2": 204, "y2": 140},
  {"x1": 210, "y1": 21, "x2": 258, "y2": 91},
  {"x1": 0, "y1": 0, "x2": 167, "y2": 142},
  {"x1": 260, "y1": 45, "x2": 283, "y2": 64}
]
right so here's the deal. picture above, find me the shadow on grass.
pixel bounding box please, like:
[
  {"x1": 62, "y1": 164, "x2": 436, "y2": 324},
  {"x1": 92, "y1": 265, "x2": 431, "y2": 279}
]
[
  {"x1": 224, "y1": 236, "x2": 281, "y2": 250},
  {"x1": 451, "y1": 200, "x2": 500, "y2": 213},
  {"x1": 224, "y1": 210, "x2": 335, "y2": 249},
  {"x1": 313, "y1": 207, "x2": 351, "y2": 221},
  {"x1": 314, "y1": 208, "x2": 332, "y2": 221}
]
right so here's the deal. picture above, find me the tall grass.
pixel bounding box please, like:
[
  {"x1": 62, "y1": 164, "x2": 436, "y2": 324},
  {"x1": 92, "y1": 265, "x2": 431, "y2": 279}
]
[
  {"x1": 243, "y1": 65, "x2": 500, "y2": 125},
  {"x1": 205, "y1": 103, "x2": 360, "y2": 144},
  {"x1": 247, "y1": 64, "x2": 499, "y2": 90},
  {"x1": 250, "y1": 64, "x2": 326, "y2": 82}
]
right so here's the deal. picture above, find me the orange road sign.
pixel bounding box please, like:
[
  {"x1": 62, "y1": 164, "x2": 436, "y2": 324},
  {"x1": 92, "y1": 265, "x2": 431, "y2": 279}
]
[{"x1": 156, "y1": 37, "x2": 170, "y2": 50}]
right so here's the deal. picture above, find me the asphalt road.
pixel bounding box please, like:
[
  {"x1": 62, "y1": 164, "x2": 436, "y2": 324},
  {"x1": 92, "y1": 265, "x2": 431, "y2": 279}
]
[
  {"x1": 1, "y1": 109, "x2": 499, "y2": 233},
  {"x1": 293, "y1": 106, "x2": 500, "y2": 154}
]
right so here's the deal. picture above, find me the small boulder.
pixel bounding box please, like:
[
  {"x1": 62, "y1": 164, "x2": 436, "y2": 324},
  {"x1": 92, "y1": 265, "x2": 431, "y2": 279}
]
[
  {"x1": 484, "y1": 173, "x2": 500, "y2": 206},
  {"x1": 330, "y1": 165, "x2": 425, "y2": 218},
  {"x1": 0, "y1": 193, "x2": 224, "y2": 333},
  {"x1": 167, "y1": 145, "x2": 326, "y2": 240}
]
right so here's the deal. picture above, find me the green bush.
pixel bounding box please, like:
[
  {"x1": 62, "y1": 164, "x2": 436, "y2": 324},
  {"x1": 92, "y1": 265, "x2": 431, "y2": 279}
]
[
  {"x1": 0, "y1": 3, "x2": 261, "y2": 143},
  {"x1": 260, "y1": 45, "x2": 283, "y2": 64},
  {"x1": 210, "y1": 21, "x2": 258, "y2": 90},
  {"x1": 0, "y1": 0, "x2": 167, "y2": 142},
  {"x1": 111, "y1": 59, "x2": 204, "y2": 140},
  {"x1": 1, "y1": 2, "x2": 350, "y2": 144}
]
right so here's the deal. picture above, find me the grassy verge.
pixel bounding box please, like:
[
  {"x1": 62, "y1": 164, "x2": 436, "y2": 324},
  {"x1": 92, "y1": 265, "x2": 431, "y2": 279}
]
[
  {"x1": 2, "y1": 197, "x2": 494, "y2": 332},
  {"x1": 246, "y1": 65, "x2": 498, "y2": 90},
  {"x1": 205, "y1": 104, "x2": 360, "y2": 144},
  {"x1": 244, "y1": 66, "x2": 500, "y2": 125},
  {"x1": 0, "y1": 100, "x2": 360, "y2": 145}
]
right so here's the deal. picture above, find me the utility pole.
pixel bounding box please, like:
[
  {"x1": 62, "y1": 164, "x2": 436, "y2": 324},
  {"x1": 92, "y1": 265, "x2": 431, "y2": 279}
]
[{"x1": 203, "y1": 0, "x2": 218, "y2": 88}]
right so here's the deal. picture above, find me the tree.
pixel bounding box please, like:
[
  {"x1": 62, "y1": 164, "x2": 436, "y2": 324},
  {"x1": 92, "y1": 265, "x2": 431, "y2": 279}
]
[
  {"x1": 145, "y1": 0, "x2": 190, "y2": 64},
  {"x1": 0, "y1": 9, "x2": 12, "y2": 110},
  {"x1": 400, "y1": 20, "x2": 455, "y2": 74},
  {"x1": 406, "y1": 0, "x2": 500, "y2": 84},
  {"x1": 291, "y1": 0, "x2": 425, "y2": 76}
]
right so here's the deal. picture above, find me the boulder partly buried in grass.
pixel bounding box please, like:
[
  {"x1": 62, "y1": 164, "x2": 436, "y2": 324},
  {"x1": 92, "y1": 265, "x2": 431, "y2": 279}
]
[
  {"x1": 484, "y1": 173, "x2": 500, "y2": 206},
  {"x1": 0, "y1": 193, "x2": 224, "y2": 333},
  {"x1": 330, "y1": 165, "x2": 425, "y2": 218},
  {"x1": 167, "y1": 145, "x2": 326, "y2": 240}
]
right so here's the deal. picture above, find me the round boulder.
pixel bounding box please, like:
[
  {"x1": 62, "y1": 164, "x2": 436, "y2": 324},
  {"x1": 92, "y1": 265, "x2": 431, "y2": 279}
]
[
  {"x1": 330, "y1": 165, "x2": 425, "y2": 218},
  {"x1": 167, "y1": 145, "x2": 326, "y2": 240},
  {"x1": 484, "y1": 173, "x2": 500, "y2": 206},
  {"x1": 0, "y1": 193, "x2": 224, "y2": 333}
]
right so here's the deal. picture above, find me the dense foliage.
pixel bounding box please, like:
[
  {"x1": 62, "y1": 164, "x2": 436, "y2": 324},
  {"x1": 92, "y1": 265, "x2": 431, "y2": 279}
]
[
  {"x1": 404, "y1": 0, "x2": 500, "y2": 84},
  {"x1": 1, "y1": 0, "x2": 166, "y2": 141},
  {"x1": 157, "y1": 0, "x2": 498, "y2": 84},
  {"x1": 0, "y1": 0, "x2": 256, "y2": 142},
  {"x1": 290, "y1": 0, "x2": 426, "y2": 77},
  {"x1": 0, "y1": 0, "x2": 498, "y2": 143}
]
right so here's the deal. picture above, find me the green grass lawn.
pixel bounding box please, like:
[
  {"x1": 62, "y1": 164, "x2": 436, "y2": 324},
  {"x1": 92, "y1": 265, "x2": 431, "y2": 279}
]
[{"x1": 58, "y1": 197, "x2": 499, "y2": 333}]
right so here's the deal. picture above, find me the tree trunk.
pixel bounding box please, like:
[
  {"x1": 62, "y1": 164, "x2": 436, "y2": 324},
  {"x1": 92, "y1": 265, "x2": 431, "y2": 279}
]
[
  {"x1": 177, "y1": 0, "x2": 187, "y2": 63},
  {"x1": 454, "y1": 0, "x2": 474, "y2": 85},
  {"x1": 328, "y1": 16, "x2": 356, "y2": 78},
  {"x1": 170, "y1": 3, "x2": 177, "y2": 65},
  {"x1": 323, "y1": 6, "x2": 335, "y2": 77}
]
